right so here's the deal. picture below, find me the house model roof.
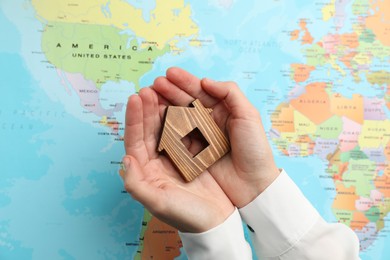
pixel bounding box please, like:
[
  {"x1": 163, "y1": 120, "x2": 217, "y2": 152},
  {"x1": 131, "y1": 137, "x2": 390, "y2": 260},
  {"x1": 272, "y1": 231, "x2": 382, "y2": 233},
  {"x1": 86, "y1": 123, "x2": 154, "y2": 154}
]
[{"x1": 158, "y1": 99, "x2": 230, "y2": 182}]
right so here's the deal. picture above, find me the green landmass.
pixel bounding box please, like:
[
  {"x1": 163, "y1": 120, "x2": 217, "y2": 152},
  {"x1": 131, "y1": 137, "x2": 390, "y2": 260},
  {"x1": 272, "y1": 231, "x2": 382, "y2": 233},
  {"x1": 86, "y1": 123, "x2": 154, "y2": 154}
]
[
  {"x1": 340, "y1": 146, "x2": 368, "y2": 162},
  {"x1": 352, "y1": 0, "x2": 370, "y2": 15},
  {"x1": 332, "y1": 209, "x2": 353, "y2": 226},
  {"x1": 359, "y1": 29, "x2": 376, "y2": 43},
  {"x1": 343, "y1": 158, "x2": 376, "y2": 196},
  {"x1": 134, "y1": 209, "x2": 152, "y2": 260},
  {"x1": 315, "y1": 116, "x2": 343, "y2": 139},
  {"x1": 42, "y1": 22, "x2": 170, "y2": 90},
  {"x1": 303, "y1": 44, "x2": 327, "y2": 67},
  {"x1": 364, "y1": 206, "x2": 380, "y2": 223},
  {"x1": 366, "y1": 70, "x2": 390, "y2": 86}
]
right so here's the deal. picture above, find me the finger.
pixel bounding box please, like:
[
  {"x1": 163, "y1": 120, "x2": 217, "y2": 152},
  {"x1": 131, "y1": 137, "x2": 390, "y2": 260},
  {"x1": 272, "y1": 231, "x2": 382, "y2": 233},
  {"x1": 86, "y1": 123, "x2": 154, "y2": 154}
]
[
  {"x1": 165, "y1": 67, "x2": 218, "y2": 107},
  {"x1": 201, "y1": 78, "x2": 258, "y2": 118},
  {"x1": 155, "y1": 91, "x2": 171, "y2": 119},
  {"x1": 152, "y1": 76, "x2": 194, "y2": 106},
  {"x1": 156, "y1": 89, "x2": 171, "y2": 107},
  {"x1": 139, "y1": 88, "x2": 160, "y2": 159},
  {"x1": 124, "y1": 95, "x2": 149, "y2": 165},
  {"x1": 122, "y1": 156, "x2": 163, "y2": 209}
]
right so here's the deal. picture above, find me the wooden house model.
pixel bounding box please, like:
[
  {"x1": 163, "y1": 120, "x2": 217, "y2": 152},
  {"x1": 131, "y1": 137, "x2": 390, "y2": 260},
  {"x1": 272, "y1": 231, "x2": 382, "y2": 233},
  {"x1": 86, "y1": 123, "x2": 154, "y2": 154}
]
[{"x1": 158, "y1": 99, "x2": 230, "y2": 182}]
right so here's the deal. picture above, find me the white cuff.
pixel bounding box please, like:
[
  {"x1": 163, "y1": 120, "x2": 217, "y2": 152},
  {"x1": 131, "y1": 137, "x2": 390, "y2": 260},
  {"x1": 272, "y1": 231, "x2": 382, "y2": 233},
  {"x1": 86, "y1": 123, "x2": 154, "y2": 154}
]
[
  {"x1": 239, "y1": 170, "x2": 319, "y2": 258},
  {"x1": 179, "y1": 208, "x2": 252, "y2": 260}
]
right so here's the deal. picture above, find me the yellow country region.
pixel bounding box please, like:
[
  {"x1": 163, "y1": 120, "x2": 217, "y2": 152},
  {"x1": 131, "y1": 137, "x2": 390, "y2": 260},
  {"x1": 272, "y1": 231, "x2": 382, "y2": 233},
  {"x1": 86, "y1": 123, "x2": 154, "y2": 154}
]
[
  {"x1": 31, "y1": 0, "x2": 130, "y2": 24},
  {"x1": 294, "y1": 110, "x2": 317, "y2": 135},
  {"x1": 358, "y1": 120, "x2": 390, "y2": 148},
  {"x1": 353, "y1": 51, "x2": 372, "y2": 65},
  {"x1": 99, "y1": 116, "x2": 108, "y2": 125},
  {"x1": 352, "y1": 23, "x2": 365, "y2": 36},
  {"x1": 322, "y1": 0, "x2": 335, "y2": 21},
  {"x1": 280, "y1": 132, "x2": 314, "y2": 157},
  {"x1": 279, "y1": 132, "x2": 296, "y2": 144},
  {"x1": 31, "y1": 0, "x2": 199, "y2": 50}
]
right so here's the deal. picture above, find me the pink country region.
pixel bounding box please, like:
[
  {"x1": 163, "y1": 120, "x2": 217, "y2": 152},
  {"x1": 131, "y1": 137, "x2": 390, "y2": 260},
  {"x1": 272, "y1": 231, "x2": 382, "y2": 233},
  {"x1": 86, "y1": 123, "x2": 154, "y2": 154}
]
[
  {"x1": 363, "y1": 97, "x2": 387, "y2": 120},
  {"x1": 338, "y1": 116, "x2": 362, "y2": 152},
  {"x1": 321, "y1": 34, "x2": 339, "y2": 54},
  {"x1": 61, "y1": 70, "x2": 123, "y2": 117},
  {"x1": 355, "y1": 190, "x2": 383, "y2": 211}
]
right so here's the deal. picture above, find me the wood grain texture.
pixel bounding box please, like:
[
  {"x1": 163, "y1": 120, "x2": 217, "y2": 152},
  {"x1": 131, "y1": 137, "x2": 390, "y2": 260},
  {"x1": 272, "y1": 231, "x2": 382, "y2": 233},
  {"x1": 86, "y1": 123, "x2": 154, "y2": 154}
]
[{"x1": 158, "y1": 99, "x2": 230, "y2": 182}]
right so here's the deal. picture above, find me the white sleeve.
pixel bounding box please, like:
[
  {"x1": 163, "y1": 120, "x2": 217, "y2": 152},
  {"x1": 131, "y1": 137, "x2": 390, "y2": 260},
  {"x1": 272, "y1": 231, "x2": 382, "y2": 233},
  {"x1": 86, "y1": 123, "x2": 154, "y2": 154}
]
[
  {"x1": 178, "y1": 208, "x2": 252, "y2": 260},
  {"x1": 239, "y1": 170, "x2": 360, "y2": 259}
]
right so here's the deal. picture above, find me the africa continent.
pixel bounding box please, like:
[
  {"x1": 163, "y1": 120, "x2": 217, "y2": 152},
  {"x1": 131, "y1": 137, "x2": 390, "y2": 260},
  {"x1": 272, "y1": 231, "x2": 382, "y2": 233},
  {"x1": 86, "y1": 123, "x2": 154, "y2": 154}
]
[{"x1": 271, "y1": 0, "x2": 390, "y2": 250}]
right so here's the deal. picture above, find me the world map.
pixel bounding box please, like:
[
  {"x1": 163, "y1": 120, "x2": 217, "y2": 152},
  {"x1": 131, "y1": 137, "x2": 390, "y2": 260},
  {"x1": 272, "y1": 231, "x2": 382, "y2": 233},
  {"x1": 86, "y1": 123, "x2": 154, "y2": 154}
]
[{"x1": 0, "y1": 0, "x2": 389, "y2": 259}]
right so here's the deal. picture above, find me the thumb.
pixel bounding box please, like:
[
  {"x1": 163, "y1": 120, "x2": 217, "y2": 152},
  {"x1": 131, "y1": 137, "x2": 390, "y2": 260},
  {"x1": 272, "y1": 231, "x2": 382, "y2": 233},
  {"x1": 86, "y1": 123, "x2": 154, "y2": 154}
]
[
  {"x1": 121, "y1": 156, "x2": 142, "y2": 190},
  {"x1": 201, "y1": 78, "x2": 255, "y2": 114},
  {"x1": 121, "y1": 156, "x2": 157, "y2": 206}
]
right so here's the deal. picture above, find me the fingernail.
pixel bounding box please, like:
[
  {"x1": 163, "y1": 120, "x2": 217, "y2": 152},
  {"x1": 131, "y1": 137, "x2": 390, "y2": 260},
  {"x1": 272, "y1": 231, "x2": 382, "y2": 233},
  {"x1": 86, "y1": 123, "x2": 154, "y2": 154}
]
[
  {"x1": 123, "y1": 157, "x2": 131, "y2": 170},
  {"x1": 119, "y1": 169, "x2": 125, "y2": 179},
  {"x1": 203, "y1": 77, "x2": 215, "y2": 83}
]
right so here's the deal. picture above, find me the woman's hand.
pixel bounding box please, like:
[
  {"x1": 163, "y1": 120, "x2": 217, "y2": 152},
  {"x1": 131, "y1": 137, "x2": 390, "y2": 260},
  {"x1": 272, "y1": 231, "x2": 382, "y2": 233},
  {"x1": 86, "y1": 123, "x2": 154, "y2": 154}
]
[
  {"x1": 122, "y1": 87, "x2": 234, "y2": 233},
  {"x1": 152, "y1": 67, "x2": 280, "y2": 208}
]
